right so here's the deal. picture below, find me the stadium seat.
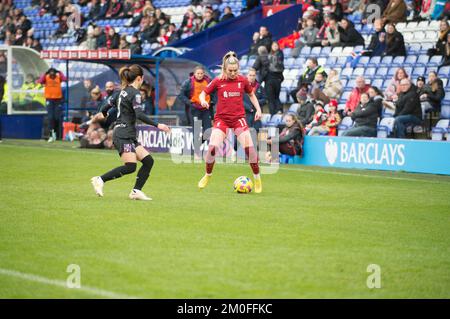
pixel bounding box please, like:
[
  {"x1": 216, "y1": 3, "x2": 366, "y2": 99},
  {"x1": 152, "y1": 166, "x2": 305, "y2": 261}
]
[
  {"x1": 320, "y1": 46, "x2": 332, "y2": 57},
  {"x1": 311, "y1": 46, "x2": 322, "y2": 57},
  {"x1": 268, "y1": 114, "x2": 284, "y2": 126},
  {"x1": 300, "y1": 46, "x2": 311, "y2": 57},
  {"x1": 380, "y1": 56, "x2": 393, "y2": 66},
  {"x1": 392, "y1": 56, "x2": 405, "y2": 67},
  {"x1": 341, "y1": 67, "x2": 353, "y2": 80},
  {"x1": 428, "y1": 56, "x2": 443, "y2": 67},
  {"x1": 337, "y1": 116, "x2": 354, "y2": 136},
  {"x1": 356, "y1": 56, "x2": 370, "y2": 68},
  {"x1": 377, "y1": 117, "x2": 395, "y2": 138},
  {"x1": 371, "y1": 79, "x2": 383, "y2": 89},
  {"x1": 364, "y1": 67, "x2": 376, "y2": 77},
  {"x1": 412, "y1": 67, "x2": 426, "y2": 77},
  {"x1": 351, "y1": 67, "x2": 365, "y2": 79},
  {"x1": 375, "y1": 67, "x2": 388, "y2": 79},
  {"x1": 382, "y1": 106, "x2": 395, "y2": 118},
  {"x1": 407, "y1": 44, "x2": 421, "y2": 55},
  {"x1": 325, "y1": 56, "x2": 337, "y2": 67},
  {"x1": 431, "y1": 119, "x2": 449, "y2": 141},
  {"x1": 288, "y1": 103, "x2": 301, "y2": 113},
  {"x1": 416, "y1": 55, "x2": 429, "y2": 67},
  {"x1": 438, "y1": 66, "x2": 450, "y2": 78},
  {"x1": 368, "y1": 56, "x2": 381, "y2": 67},
  {"x1": 404, "y1": 55, "x2": 417, "y2": 67},
  {"x1": 420, "y1": 43, "x2": 434, "y2": 54},
  {"x1": 339, "y1": 91, "x2": 352, "y2": 104}
]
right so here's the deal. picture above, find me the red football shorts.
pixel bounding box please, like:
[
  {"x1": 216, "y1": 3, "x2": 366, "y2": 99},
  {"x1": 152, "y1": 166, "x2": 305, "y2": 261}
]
[{"x1": 213, "y1": 117, "x2": 249, "y2": 136}]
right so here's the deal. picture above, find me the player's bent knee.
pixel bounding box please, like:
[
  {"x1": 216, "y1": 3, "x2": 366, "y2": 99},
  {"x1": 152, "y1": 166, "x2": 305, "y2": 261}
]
[
  {"x1": 124, "y1": 162, "x2": 137, "y2": 174},
  {"x1": 141, "y1": 155, "x2": 154, "y2": 168}
]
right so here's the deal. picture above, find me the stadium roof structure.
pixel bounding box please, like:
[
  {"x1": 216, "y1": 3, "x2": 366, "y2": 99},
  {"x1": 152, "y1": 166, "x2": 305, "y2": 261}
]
[
  {"x1": 50, "y1": 53, "x2": 208, "y2": 116},
  {"x1": 1, "y1": 45, "x2": 50, "y2": 114}
]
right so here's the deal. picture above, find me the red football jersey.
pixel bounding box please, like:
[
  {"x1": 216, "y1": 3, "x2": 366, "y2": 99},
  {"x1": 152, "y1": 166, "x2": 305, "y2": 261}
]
[{"x1": 203, "y1": 75, "x2": 253, "y2": 121}]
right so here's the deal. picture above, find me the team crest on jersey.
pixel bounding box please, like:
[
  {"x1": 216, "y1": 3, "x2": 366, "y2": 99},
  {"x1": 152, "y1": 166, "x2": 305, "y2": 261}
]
[
  {"x1": 223, "y1": 91, "x2": 228, "y2": 98},
  {"x1": 238, "y1": 82, "x2": 241, "y2": 89}
]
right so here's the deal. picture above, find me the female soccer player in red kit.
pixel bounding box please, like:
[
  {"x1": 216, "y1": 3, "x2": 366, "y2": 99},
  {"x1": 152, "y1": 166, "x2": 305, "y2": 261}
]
[{"x1": 197, "y1": 51, "x2": 263, "y2": 193}]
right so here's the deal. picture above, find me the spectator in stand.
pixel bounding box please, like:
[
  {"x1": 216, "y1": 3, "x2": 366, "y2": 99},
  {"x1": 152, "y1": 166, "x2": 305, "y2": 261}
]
[
  {"x1": 309, "y1": 99, "x2": 341, "y2": 136},
  {"x1": 140, "y1": 82, "x2": 154, "y2": 116},
  {"x1": 385, "y1": 67, "x2": 409, "y2": 102},
  {"x1": 244, "y1": 68, "x2": 265, "y2": 130},
  {"x1": 342, "y1": 91, "x2": 379, "y2": 137},
  {"x1": 84, "y1": 28, "x2": 98, "y2": 49},
  {"x1": 344, "y1": 76, "x2": 370, "y2": 116},
  {"x1": 105, "y1": 0, "x2": 122, "y2": 19},
  {"x1": 419, "y1": 71, "x2": 445, "y2": 114},
  {"x1": 265, "y1": 41, "x2": 285, "y2": 115},
  {"x1": 321, "y1": 17, "x2": 340, "y2": 47},
  {"x1": 330, "y1": 0, "x2": 344, "y2": 21},
  {"x1": 200, "y1": 10, "x2": 217, "y2": 31},
  {"x1": 119, "y1": 34, "x2": 130, "y2": 49},
  {"x1": 344, "y1": 0, "x2": 364, "y2": 14},
  {"x1": 95, "y1": 26, "x2": 107, "y2": 48},
  {"x1": 290, "y1": 57, "x2": 326, "y2": 103},
  {"x1": 296, "y1": 96, "x2": 315, "y2": 127},
  {"x1": 309, "y1": 71, "x2": 327, "y2": 101},
  {"x1": 317, "y1": 12, "x2": 331, "y2": 42},
  {"x1": 366, "y1": 18, "x2": 386, "y2": 57},
  {"x1": 80, "y1": 79, "x2": 95, "y2": 108},
  {"x1": 267, "y1": 113, "x2": 304, "y2": 157},
  {"x1": 382, "y1": 0, "x2": 407, "y2": 24},
  {"x1": 97, "y1": 0, "x2": 109, "y2": 20},
  {"x1": 106, "y1": 26, "x2": 120, "y2": 49},
  {"x1": 249, "y1": 32, "x2": 260, "y2": 56},
  {"x1": 100, "y1": 81, "x2": 119, "y2": 129},
  {"x1": 256, "y1": 26, "x2": 272, "y2": 52},
  {"x1": 180, "y1": 8, "x2": 197, "y2": 36},
  {"x1": 17, "y1": 13, "x2": 32, "y2": 35},
  {"x1": 321, "y1": 69, "x2": 343, "y2": 103},
  {"x1": 291, "y1": 17, "x2": 320, "y2": 58},
  {"x1": 155, "y1": 8, "x2": 168, "y2": 22},
  {"x1": 118, "y1": 0, "x2": 135, "y2": 18},
  {"x1": 393, "y1": 79, "x2": 422, "y2": 139},
  {"x1": 419, "y1": 0, "x2": 437, "y2": 20},
  {"x1": 53, "y1": 13, "x2": 69, "y2": 38},
  {"x1": 129, "y1": 32, "x2": 142, "y2": 54},
  {"x1": 306, "y1": 100, "x2": 328, "y2": 134},
  {"x1": 253, "y1": 45, "x2": 270, "y2": 85},
  {"x1": 32, "y1": 38, "x2": 43, "y2": 52},
  {"x1": 338, "y1": 18, "x2": 365, "y2": 47},
  {"x1": 128, "y1": 0, "x2": 145, "y2": 27},
  {"x1": 441, "y1": 33, "x2": 450, "y2": 67},
  {"x1": 88, "y1": 0, "x2": 101, "y2": 20},
  {"x1": 167, "y1": 23, "x2": 180, "y2": 44},
  {"x1": 383, "y1": 23, "x2": 406, "y2": 57},
  {"x1": 193, "y1": 15, "x2": 203, "y2": 33},
  {"x1": 142, "y1": 15, "x2": 160, "y2": 44},
  {"x1": 428, "y1": 20, "x2": 450, "y2": 57},
  {"x1": 361, "y1": 0, "x2": 386, "y2": 25},
  {"x1": 221, "y1": 6, "x2": 235, "y2": 22},
  {"x1": 37, "y1": 68, "x2": 67, "y2": 143},
  {"x1": 244, "y1": 0, "x2": 261, "y2": 12},
  {"x1": 157, "y1": 28, "x2": 169, "y2": 47}
]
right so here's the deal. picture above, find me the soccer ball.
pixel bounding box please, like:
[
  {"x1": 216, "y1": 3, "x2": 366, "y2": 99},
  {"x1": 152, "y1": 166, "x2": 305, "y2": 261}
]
[{"x1": 233, "y1": 176, "x2": 253, "y2": 194}]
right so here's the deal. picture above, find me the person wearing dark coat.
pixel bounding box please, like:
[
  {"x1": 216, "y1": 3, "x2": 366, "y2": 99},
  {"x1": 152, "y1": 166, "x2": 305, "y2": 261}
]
[
  {"x1": 338, "y1": 18, "x2": 365, "y2": 47},
  {"x1": 428, "y1": 20, "x2": 450, "y2": 57},
  {"x1": 366, "y1": 19, "x2": 386, "y2": 56},
  {"x1": 419, "y1": 71, "x2": 445, "y2": 113},
  {"x1": 296, "y1": 99, "x2": 315, "y2": 127},
  {"x1": 268, "y1": 113, "x2": 304, "y2": 156},
  {"x1": 244, "y1": 68, "x2": 265, "y2": 131},
  {"x1": 252, "y1": 45, "x2": 270, "y2": 85},
  {"x1": 383, "y1": 23, "x2": 406, "y2": 57},
  {"x1": 220, "y1": 6, "x2": 235, "y2": 22},
  {"x1": 255, "y1": 26, "x2": 272, "y2": 53},
  {"x1": 343, "y1": 91, "x2": 380, "y2": 137},
  {"x1": 393, "y1": 79, "x2": 422, "y2": 138}
]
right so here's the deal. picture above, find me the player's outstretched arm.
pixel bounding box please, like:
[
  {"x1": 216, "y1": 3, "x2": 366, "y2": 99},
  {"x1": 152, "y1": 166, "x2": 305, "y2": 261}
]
[
  {"x1": 135, "y1": 108, "x2": 171, "y2": 133},
  {"x1": 248, "y1": 92, "x2": 262, "y2": 121},
  {"x1": 199, "y1": 91, "x2": 210, "y2": 109}
]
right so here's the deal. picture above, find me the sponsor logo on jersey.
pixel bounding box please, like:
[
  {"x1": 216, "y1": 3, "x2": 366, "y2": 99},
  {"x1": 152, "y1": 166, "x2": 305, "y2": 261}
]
[{"x1": 223, "y1": 91, "x2": 241, "y2": 98}]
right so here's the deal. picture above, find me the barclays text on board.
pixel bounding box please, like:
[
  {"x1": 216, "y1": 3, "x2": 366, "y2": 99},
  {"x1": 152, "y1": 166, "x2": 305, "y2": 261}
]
[
  {"x1": 297, "y1": 136, "x2": 450, "y2": 175},
  {"x1": 136, "y1": 125, "x2": 450, "y2": 175}
]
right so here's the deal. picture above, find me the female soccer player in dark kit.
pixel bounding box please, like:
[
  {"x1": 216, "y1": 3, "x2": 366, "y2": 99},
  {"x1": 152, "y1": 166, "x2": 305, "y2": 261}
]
[{"x1": 90, "y1": 64, "x2": 171, "y2": 200}]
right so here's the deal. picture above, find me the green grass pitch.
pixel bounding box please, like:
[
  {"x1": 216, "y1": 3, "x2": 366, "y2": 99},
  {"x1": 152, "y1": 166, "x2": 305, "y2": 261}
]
[{"x1": 0, "y1": 139, "x2": 449, "y2": 298}]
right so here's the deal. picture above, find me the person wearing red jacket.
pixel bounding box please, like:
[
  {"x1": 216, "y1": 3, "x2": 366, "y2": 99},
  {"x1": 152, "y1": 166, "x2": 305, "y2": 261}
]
[{"x1": 344, "y1": 76, "x2": 370, "y2": 116}]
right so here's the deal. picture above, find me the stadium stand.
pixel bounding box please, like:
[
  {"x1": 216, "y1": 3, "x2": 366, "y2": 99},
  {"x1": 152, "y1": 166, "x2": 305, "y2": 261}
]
[{"x1": 2, "y1": 0, "x2": 450, "y2": 141}]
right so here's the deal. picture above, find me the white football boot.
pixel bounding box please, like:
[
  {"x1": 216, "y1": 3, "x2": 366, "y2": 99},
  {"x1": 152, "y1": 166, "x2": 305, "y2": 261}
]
[
  {"x1": 91, "y1": 176, "x2": 104, "y2": 197},
  {"x1": 129, "y1": 189, "x2": 152, "y2": 201}
]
